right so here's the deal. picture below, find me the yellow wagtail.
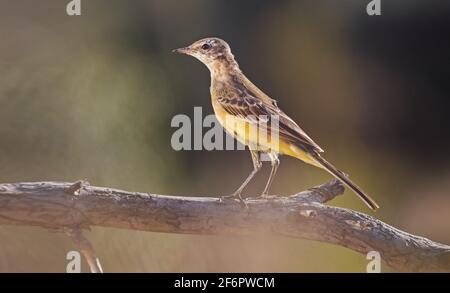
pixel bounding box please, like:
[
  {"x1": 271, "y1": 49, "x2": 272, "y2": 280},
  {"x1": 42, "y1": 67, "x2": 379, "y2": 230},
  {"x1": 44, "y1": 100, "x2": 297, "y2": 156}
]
[{"x1": 173, "y1": 37, "x2": 379, "y2": 210}]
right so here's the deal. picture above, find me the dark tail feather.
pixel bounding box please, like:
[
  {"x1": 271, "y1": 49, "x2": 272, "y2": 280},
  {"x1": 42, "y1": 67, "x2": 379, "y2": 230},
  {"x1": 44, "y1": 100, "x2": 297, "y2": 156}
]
[{"x1": 311, "y1": 152, "x2": 379, "y2": 210}]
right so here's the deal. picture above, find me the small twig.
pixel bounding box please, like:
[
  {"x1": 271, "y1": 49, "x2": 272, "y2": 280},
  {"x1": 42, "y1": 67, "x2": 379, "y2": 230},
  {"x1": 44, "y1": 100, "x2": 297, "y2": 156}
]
[{"x1": 66, "y1": 228, "x2": 103, "y2": 273}]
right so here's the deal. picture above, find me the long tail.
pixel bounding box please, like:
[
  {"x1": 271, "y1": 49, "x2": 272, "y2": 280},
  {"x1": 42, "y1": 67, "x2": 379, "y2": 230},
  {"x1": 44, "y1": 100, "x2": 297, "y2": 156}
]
[{"x1": 310, "y1": 152, "x2": 379, "y2": 210}]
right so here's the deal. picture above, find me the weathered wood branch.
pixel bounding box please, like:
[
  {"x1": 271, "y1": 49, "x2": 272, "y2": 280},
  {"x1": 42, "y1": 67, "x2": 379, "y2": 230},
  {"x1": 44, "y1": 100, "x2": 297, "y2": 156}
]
[{"x1": 0, "y1": 180, "x2": 448, "y2": 272}]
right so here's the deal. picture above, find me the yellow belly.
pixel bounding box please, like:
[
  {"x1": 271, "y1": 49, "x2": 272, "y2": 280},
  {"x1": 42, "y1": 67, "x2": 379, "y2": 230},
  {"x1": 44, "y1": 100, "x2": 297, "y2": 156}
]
[{"x1": 212, "y1": 101, "x2": 322, "y2": 168}]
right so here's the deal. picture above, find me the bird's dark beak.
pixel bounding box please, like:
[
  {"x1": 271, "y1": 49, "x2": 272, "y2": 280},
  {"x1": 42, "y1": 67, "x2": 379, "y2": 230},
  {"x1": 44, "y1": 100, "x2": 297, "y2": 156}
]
[{"x1": 172, "y1": 47, "x2": 190, "y2": 55}]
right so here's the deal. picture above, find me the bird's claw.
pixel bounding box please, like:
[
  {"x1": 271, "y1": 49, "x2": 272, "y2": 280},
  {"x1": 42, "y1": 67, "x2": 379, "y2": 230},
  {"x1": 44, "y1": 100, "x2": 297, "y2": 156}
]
[
  {"x1": 252, "y1": 193, "x2": 277, "y2": 200},
  {"x1": 219, "y1": 194, "x2": 237, "y2": 201},
  {"x1": 219, "y1": 193, "x2": 248, "y2": 209}
]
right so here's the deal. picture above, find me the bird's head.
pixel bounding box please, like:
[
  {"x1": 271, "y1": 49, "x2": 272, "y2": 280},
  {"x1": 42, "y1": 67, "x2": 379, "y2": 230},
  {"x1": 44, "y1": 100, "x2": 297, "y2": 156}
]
[{"x1": 173, "y1": 38, "x2": 237, "y2": 71}]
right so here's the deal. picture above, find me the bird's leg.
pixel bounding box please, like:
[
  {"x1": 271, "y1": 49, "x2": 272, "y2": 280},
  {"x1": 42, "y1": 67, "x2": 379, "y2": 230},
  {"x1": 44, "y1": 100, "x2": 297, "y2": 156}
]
[
  {"x1": 260, "y1": 153, "x2": 280, "y2": 198},
  {"x1": 220, "y1": 150, "x2": 262, "y2": 206}
]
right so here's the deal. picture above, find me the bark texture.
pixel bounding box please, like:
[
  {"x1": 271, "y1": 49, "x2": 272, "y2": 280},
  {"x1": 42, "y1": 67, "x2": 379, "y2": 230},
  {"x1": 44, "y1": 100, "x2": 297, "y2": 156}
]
[{"x1": 0, "y1": 180, "x2": 448, "y2": 272}]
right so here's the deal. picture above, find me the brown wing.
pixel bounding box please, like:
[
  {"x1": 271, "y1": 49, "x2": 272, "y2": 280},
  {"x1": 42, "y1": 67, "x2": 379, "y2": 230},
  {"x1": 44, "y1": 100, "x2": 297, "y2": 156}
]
[{"x1": 217, "y1": 94, "x2": 324, "y2": 153}]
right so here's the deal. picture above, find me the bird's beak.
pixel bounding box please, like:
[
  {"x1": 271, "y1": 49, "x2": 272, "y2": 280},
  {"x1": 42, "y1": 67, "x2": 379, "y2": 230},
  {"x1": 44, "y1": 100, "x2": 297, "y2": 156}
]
[{"x1": 172, "y1": 47, "x2": 191, "y2": 55}]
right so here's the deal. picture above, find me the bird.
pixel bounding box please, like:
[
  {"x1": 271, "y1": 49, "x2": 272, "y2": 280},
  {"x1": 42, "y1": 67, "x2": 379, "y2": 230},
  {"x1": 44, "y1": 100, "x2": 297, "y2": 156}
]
[{"x1": 173, "y1": 37, "x2": 379, "y2": 210}]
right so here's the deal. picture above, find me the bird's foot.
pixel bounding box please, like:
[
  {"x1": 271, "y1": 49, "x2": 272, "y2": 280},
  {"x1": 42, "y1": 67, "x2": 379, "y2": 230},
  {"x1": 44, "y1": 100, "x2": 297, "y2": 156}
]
[
  {"x1": 219, "y1": 194, "x2": 237, "y2": 201},
  {"x1": 253, "y1": 193, "x2": 278, "y2": 200},
  {"x1": 219, "y1": 193, "x2": 248, "y2": 209}
]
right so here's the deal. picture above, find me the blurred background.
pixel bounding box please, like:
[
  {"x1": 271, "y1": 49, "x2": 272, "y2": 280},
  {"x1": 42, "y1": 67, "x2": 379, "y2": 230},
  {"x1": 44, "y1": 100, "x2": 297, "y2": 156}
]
[{"x1": 0, "y1": 0, "x2": 449, "y2": 272}]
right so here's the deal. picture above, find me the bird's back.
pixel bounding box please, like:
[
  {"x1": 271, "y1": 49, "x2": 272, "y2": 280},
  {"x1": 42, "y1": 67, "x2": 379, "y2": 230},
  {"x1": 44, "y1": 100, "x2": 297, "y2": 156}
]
[{"x1": 210, "y1": 72, "x2": 324, "y2": 156}]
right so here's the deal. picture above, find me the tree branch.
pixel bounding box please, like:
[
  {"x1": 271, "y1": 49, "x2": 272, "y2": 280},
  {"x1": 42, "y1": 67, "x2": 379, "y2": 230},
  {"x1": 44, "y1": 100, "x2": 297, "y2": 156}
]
[{"x1": 0, "y1": 179, "x2": 448, "y2": 272}]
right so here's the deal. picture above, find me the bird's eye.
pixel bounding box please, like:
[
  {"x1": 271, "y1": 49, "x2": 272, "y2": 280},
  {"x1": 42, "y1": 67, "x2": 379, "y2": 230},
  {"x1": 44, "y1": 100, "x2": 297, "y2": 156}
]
[{"x1": 201, "y1": 43, "x2": 211, "y2": 50}]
